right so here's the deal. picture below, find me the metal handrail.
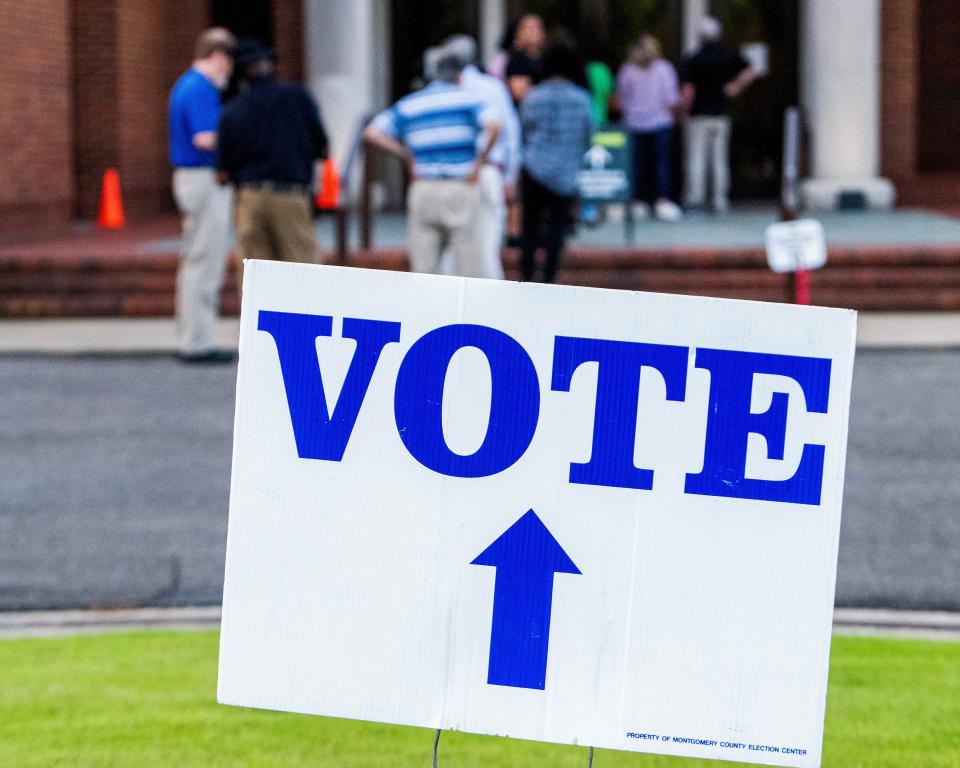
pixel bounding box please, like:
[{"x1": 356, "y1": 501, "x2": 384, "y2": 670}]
[
  {"x1": 340, "y1": 112, "x2": 372, "y2": 198},
  {"x1": 781, "y1": 106, "x2": 801, "y2": 221},
  {"x1": 316, "y1": 112, "x2": 371, "y2": 264}
]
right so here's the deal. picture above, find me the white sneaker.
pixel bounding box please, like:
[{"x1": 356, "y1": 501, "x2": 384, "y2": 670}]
[
  {"x1": 630, "y1": 202, "x2": 650, "y2": 220},
  {"x1": 655, "y1": 200, "x2": 683, "y2": 222},
  {"x1": 606, "y1": 203, "x2": 625, "y2": 223}
]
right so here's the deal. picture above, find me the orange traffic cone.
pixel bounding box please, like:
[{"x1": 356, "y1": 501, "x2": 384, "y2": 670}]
[
  {"x1": 315, "y1": 158, "x2": 340, "y2": 210},
  {"x1": 96, "y1": 168, "x2": 126, "y2": 229}
]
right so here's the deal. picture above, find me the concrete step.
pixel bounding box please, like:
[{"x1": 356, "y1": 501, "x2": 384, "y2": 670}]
[{"x1": 2, "y1": 245, "x2": 959, "y2": 316}]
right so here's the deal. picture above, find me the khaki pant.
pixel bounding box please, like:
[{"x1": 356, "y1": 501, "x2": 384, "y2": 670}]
[
  {"x1": 172, "y1": 168, "x2": 233, "y2": 355},
  {"x1": 407, "y1": 179, "x2": 480, "y2": 275},
  {"x1": 436, "y1": 166, "x2": 506, "y2": 278},
  {"x1": 235, "y1": 186, "x2": 318, "y2": 263},
  {"x1": 683, "y1": 115, "x2": 732, "y2": 211}
]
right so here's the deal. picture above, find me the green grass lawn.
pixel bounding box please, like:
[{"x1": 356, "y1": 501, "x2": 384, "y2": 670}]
[{"x1": 0, "y1": 631, "x2": 957, "y2": 767}]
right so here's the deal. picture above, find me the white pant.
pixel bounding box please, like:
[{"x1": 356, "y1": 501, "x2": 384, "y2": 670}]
[
  {"x1": 683, "y1": 115, "x2": 731, "y2": 210},
  {"x1": 172, "y1": 168, "x2": 233, "y2": 354},
  {"x1": 475, "y1": 165, "x2": 506, "y2": 279}
]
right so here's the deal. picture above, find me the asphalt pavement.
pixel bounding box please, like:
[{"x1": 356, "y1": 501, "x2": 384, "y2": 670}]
[{"x1": 1, "y1": 349, "x2": 958, "y2": 611}]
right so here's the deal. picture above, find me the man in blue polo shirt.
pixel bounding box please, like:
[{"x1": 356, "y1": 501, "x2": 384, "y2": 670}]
[
  {"x1": 168, "y1": 27, "x2": 235, "y2": 363},
  {"x1": 363, "y1": 50, "x2": 499, "y2": 277}
]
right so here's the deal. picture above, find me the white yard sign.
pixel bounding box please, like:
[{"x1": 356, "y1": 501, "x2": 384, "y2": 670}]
[
  {"x1": 765, "y1": 219, "x2": 828, "y2": 273},
  {"x1": 219, "y1": 261, "x2": 857, "y2": 768}
]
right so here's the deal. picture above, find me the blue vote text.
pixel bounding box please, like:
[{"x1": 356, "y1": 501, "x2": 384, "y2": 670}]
[{"x1": 257, "y1": 310, "x2": 832, "y2": 506}]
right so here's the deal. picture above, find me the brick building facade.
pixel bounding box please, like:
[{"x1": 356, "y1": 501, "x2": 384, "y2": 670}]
[
  {"x1": 880, "y1": 0, "x2": 960, "y2": 206},
  {"x1": 0, "y1": 0, "x2": 957, "y2": 243},
  {"x1": 0, "y1": 1, "x2": 74, "y2": 238},
  {"x1": 0, "y1": 0, "x2": 302, "y2": 243}
]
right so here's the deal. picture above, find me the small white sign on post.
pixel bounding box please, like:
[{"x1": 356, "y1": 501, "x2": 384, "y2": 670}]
[
  {"x1": 766, "y1": 219, "x2": 828, "y2": 273},
  {"x1": 219, "y1": 261, "x2": 857, "y2": 768}
]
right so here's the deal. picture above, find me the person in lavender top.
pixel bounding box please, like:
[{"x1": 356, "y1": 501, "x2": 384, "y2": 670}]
[{"x1": 615, "y1": 35, "x2": 683, "y2": 222}]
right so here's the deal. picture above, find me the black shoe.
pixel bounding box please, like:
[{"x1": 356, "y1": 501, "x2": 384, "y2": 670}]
[{"x1": 176, "y1": 349, "x2": 236, "y2": 364}]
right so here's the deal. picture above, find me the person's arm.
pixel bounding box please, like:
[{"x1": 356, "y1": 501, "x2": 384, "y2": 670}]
[
  {"x1": 304, "y1": 90, "x2": 330, "y2": 160},
  {"x1": 678, "y1": 83, "x2": 695, "y2": 117},
  {"x1": 479, "y1": 123, "x2": 502, "y2": 162},
  {"x1": 465, "y1": 102, "x2": 501, "y2": 183},
  {"x1": 193, "y1": 131, "x2": 216, "y2": 151},
  {"x1": 363, "y1": 122, "x2": 415, "y2": 179},
  {"x1": 186, "y1": 86, "x2": 220, "y2": 151},
  {"x1": 508, "y1": 75, "x2": 532, "y2": 103},
  {"x1": 724, "y1": 65, "x2": 759, "y2": 99}
]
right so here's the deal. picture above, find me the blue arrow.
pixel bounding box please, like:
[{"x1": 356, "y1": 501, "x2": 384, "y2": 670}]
[{"x1": 471, "y1": 509, "x2": 581, "y2": 690}]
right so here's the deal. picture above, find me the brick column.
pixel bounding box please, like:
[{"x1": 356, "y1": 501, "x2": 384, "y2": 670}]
[
  {"x1": 0, "y1": 0, "x2": 74, "y2": 239},
  {"x1": 73, "y1": 0, "x2": 121, "y2": 219},
  {"x1": 274, "y1": 0, "x2": 304, "y2": 82}
]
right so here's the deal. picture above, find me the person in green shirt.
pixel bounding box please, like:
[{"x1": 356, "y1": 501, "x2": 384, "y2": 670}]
[{"x1": 586, "y1": 59, "x2": 614, "y2": 125}]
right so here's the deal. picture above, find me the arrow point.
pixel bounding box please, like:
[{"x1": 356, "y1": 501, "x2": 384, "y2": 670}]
[{"x1": 471, "y1": 509, "x2": 581, "y2": 575}]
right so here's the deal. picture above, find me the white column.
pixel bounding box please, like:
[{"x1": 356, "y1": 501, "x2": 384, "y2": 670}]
[
  {"x1": 479, "y1": 0, "x2": 506, "y2": 70},
  {"x1": 682, "y1": 0, "x2": 710, "y2": 55},
  {"x1": 303, "y1": 0, "x2": 391, "y2": 166},
  {"x1": 800, "y1": 0, "x2": 895, "y2": 209}
]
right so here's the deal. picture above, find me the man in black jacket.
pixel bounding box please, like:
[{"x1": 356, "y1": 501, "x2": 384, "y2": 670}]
[
  {"x1": 679, "y1": 17, "x2": 758, "y2": 213},
  {"x1": 217, "y1": 39, "x2": 329, "y2": 265}
]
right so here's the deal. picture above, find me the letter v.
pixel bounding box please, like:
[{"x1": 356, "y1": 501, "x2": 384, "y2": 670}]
[{"x1": 258, "y1": 310, "x2": 401, "y2": 461}]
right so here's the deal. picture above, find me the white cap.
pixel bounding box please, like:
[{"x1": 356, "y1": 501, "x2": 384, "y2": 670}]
[
  {"x1": 699, "y1": 16, "x2": 722, "y2": 42},
  {"x1": 444, "y1": 35, "x2": 477, "y2": 67}
]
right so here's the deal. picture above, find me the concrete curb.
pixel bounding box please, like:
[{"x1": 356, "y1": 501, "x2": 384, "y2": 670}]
[
  {"x1": 0, "y1": 318, "x2": 240, "y2": 355},
  {"x1": 1, "y1": 314, "x2": 960, "y2": 355},
  {"x1": 0, "y1": 606, "x2": 221, "y2": 638},
  {"x1": 832, "y1": 608, "x2": 960, "y2": 640},
  {"x1": 1, "y1": 605, "x2": 959, "y2": 640}
]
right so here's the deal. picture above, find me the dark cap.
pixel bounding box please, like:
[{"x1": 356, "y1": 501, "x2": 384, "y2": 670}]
[{"x1": 231, "y1": 38, "x2": 275, "y2": 68}]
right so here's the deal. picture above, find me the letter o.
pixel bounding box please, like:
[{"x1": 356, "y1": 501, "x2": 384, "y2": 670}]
[{"x1": 394, "y1": 324, "x2": 540, "y2": 477}]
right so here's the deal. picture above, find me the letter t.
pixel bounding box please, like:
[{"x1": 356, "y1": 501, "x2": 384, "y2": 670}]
[{"x1": 551, "y1": 337, "x2": 688, "y2": 490}]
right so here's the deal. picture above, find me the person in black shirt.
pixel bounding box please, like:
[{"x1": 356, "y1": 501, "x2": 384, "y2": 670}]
[
  {"x1": 217, "y1": 39, "x2": 329, "y2": 266},
  {"x1": 505, "y1": 14, "x2": 546, "y2": 104},
  {"x1": 679, "y1": 16, "x2": 758, "y2": 212}
]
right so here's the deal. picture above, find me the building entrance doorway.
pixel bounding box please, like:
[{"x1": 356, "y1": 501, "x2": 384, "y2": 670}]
[
  {"x1": 506, "y1": 0, "x2": 798, "y2": 200},
  {"x1": 210, "y1": 0, "x2": 274, "y2": 45},
  {"x1": 391, "y1": 1, "x2": 480, "y2": 98}
]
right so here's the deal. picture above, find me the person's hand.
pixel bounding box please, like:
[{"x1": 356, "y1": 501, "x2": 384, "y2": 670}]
[
  {"x1": 724, "y1": 81, "x2": 740, "y2": 99},
  {"x1": 466, "y1": 162, "x2": 482, "y2": 184},
  {"x1": 504, "y1": 183, "x2": 516, "y2": 201}
]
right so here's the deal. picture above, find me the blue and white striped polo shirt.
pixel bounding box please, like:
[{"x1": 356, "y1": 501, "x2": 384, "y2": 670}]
[{"x1": 373, "y1": 80, "x2": 496, "y2": 180}]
